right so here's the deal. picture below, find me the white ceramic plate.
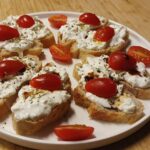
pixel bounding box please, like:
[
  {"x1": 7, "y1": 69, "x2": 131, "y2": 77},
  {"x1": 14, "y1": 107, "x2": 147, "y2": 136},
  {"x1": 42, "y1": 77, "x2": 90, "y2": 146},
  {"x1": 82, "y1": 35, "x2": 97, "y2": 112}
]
[{"x1": 0, "y1": 11, "x2": 150, "y2": 150}]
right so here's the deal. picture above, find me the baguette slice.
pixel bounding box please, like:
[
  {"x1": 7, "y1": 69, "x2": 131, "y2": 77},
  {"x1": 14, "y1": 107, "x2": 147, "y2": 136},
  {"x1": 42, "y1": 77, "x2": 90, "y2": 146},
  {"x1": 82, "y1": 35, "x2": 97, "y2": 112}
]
[
  {"x1": 0, "y1": 31, "x2": 55, "y2": 60},
  {"x1": 73, "y1": 84, "x2": 144, "y2": 124},
  {"x1": 74, "y1": 55, "x2": 150, "y2": 100},
  {"x1": 11, "y1": 63, "x2": 72, "y2": 135},
  {"x1": 0, "y1": 55, "x2": 41, "y2": 120},
  {"x1": 58, "y1": 15, "x2": 129, "y2": 59}
]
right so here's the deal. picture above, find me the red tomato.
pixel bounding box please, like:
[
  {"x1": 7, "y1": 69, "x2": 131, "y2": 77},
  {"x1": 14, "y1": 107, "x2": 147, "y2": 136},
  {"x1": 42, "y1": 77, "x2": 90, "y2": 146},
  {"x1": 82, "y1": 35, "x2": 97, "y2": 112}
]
[
  {"x1": 0, "y1": 25, "x2": 19, "y2": 41},
  {"x1": 54, "y1": 124, "x2": 94, "y2": 141},
  {"x1": 0, "y1": 60, "x2": 26, "y2": 78},
  {"x1": 49, "y1": 44, "x2": 72, "y2": 63},
  {"x1": 127, "y1": 46, "x2": 150, "y2": 66},
  {"x1": 48, "y1": 15, "x2": 67, "y2": 29},
  {"x1": 17, "y1": 15, "x2": 35, "y2": 28},
  {"x1": 108, "y1": 51, "x2": 136, "y2": 71},
  {"x1": 94, "y1": 26, "x2": 115, "y2": 42},
  {"x1": 85, "y1": 78, "x2": 117, "y2": 98},
  {"x1": 30, "y1": 73, "x2": 61, "y2": 91},
  {"x1": 79, "y1": 12, "x2": 100, "y2": 26}
]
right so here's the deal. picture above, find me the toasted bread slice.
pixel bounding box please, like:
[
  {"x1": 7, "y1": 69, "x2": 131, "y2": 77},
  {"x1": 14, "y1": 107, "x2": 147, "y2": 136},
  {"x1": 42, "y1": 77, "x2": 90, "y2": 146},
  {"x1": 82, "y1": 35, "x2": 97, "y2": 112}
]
[
  {"x1": 73, "y1": 84, "x2": 144, "y2": 124},
  {"x1": 69, "y1": 32, "x2": 129, "y2": 59},
  {"x1": 0, "y1": 31, "x2": 55, "y2": 60},
  {"x1": 74, "y1": 55, "x2": 150, "y2": 100},
  {"x1": 0, "y1": 55, "x2": 41, "y2": 119},
  {"x1": 58, "y1": 15, "x2": 129, "y2": 58},
  {"x1": 11, "y1": 63, "x2": 72, "y2": 135}
]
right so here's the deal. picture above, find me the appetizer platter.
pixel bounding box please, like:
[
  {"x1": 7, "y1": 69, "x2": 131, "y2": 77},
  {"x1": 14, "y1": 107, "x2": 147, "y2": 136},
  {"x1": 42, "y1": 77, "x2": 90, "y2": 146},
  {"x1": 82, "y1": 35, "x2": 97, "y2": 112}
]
[{"x1": 0, "y1": 11, "x2": 150, "y2": 150}]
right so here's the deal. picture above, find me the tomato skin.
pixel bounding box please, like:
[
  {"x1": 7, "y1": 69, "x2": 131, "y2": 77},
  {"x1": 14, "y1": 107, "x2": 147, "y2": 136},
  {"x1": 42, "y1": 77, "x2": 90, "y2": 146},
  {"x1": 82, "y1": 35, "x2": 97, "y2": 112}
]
[
  {"x1": 0, "y1": 25, "x2": 19, "y2": 41},
  {"x1": 85, "y1": 78, "x2": 117, "y2": 98},
  {"x1": 94, "y1": 26, "x2": 115, "y2": 42},
  {"x1": 108, "y1": 51, "x2": 136, "y2": 71},
  {"x1": 127, "y1": 46, "x2": 150, "y2": 66},
  {"x1": 0, "y1": 60, "x2": 25, "y2": 78},
  {"x1": 48, "y1": 15, "x2": 67, "y2": 29},
  {"x1": 54, "y1": 124, "x2": 94, "y2": 141},
  {"x1": 30, "y1": 73, "x2": 62, "y2": 91},
  {"x1": 79, "y1": 12, "x2": 100, "y2": 26},
  {"x1": 49, "y1": 44, "x2": 72, "y2": 64},
  {"x1": 17, "y1": 15, "x2": 35, "y2": 28}
]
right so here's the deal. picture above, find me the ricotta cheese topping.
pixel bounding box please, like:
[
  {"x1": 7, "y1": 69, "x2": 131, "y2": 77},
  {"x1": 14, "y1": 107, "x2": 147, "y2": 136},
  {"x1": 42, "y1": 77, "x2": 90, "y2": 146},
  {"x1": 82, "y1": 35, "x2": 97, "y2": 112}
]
[
  {"x1": 0, "y1": 15, "x2": 50, "y2": 53},
  {"x1": 118, "y1": 96, "x2": 136, "y2": 113},
  {"x1": 124, "y1": 72, "x2": 150, "y2": 88},
  {"x1": 59, "y1": 17, "x2": 107, "y2": 50},
  {"x1": 0, "y1": 57, "x2": 38, "y2": 99},
  {"x1": 11, "y1": 86, "x2": 71, "y2": 121},
  {"x1": 109, "y1": 24, "x2": 127, "y2": 46},
  {"x1": 59, "y1": 17, "x2": 128, "y2": 50},
  {"x1": 86, "y1": 92, "x2": 111, "y2": 108},
  {"x1": 78, "y1": 55, "x2": 150, "y2": 88}
]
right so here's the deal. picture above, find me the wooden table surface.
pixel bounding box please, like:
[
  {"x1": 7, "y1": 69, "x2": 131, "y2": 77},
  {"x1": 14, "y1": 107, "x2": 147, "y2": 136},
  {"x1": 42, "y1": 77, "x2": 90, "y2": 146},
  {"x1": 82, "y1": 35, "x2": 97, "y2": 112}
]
[{"x1": 0, "y1": 0, "x2": 150, "y2": 149}]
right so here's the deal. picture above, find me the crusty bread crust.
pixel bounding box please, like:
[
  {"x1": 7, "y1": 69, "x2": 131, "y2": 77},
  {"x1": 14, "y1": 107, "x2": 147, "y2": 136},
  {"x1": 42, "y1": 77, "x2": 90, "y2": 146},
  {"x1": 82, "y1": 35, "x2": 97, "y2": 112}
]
[
  {"x1": 40, "y1": 32, "x2": 56, "y2": 48},
  {"x1": 121, "y1": 81, "x2": 150, "y2": 100},
  {"x1": 0, "y1": 55, "x2": 41, "y2": 120},
  {"x1": 12, "y1": 100, "x2": 71, "y2": 135},
  {"x1": 58, "y1": 28, "x2": 129, "y2": 59},
  {"x1": 0, "y1": 32, "x2": 55, "y2": 59},
  {"x1": 12, "y1": 64, "x2": 72, "y2": 135},
  {"x1": 73, "y1": 85, "x2": 144, "y2": 124}
]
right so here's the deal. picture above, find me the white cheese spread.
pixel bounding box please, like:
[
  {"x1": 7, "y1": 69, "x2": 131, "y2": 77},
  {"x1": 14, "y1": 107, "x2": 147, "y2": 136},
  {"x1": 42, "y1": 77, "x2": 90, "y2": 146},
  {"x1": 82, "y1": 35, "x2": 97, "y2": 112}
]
[
  {"x1": 109, "y1": 24, "x2": 127, "y2": 46},
  {"x1": 11, "y1": 86, "x2": 70, "y2": 121},
  {"x1": 0, "y1": 15, "x2": 50, "y2": 53},
  {"x1": 124, "y1": 72, "x2": 150, "y2": 88},
  {"x1": 118, "y1": 96, "x2": 136, "y2": 113},
  {"x1": 86, "y1": 92, "x2": 111, "y2": 108},
  {"x1": 0, "y1": 57, "x2": 38, "y2": 99}
]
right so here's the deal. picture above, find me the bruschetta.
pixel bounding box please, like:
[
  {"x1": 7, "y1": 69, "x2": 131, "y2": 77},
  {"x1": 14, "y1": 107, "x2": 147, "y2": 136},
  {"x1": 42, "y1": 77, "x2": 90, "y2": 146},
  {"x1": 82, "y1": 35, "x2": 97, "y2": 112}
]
[
  {"x1": 74, "y1": 51, "x2": 150, "y2": 100},
  {"x1": 57, "y1": 13, "x2": 129, "y2": 58},
  {"x1": 0, "y1": 15, "x2": 55, "y2": 59},
  {"x1": 73, "y1": 55, "x2": 144, "y2": 123},
  {"x1": 0, "y1": 55, "x2": 41, "y2": 119},
  {"x1": 11, "y1": 63, "x2": 72, "y2": 135}
]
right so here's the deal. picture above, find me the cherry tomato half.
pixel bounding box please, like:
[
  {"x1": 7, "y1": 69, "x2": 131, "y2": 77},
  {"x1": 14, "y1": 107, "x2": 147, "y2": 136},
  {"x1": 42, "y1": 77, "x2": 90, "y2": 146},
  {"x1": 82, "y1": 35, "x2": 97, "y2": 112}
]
[
  {"x1": 94, "y1": 26, "x2": 115, "y2": 42},
  {"x1": 49, "y1": 44, "x2": 72, "y2": 64},
  {"x1": 17, "y1": 15, "x2": 35, "y2": 28},
  {"x1": 79, "y1": 12, "x2": 100, "y2": 26},
  {"x1": 85, "y1": 78, "x2": 117, "y2": 98},
  {"x1": 108, "y1": 51, "x2": 136, "y2": 71},
  {"x1": 54, "y1": 124, "x2": 94, "y2": 141},
  {"x1": 127, "y1": 46, "x2": 150, "y2": 66},
  {"x1": 0, "y1": 60, "x2": 26, "y2": 78},
  {"x1": 48, "y1": 14, "x2": 67, "y2": 29},
  {"x1": 30, "y1": 73, "x2": 62, "y2": 91},
  {"x1": 0, "y1": 25, "x2": 19, "y2": 41}
]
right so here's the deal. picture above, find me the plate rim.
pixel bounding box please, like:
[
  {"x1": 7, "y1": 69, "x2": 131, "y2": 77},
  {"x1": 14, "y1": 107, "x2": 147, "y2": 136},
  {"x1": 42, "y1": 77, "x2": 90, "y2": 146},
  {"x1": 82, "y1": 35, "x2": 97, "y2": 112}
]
[{"x1": 0, "y1": 10, "x2": 150, "y2": 149}]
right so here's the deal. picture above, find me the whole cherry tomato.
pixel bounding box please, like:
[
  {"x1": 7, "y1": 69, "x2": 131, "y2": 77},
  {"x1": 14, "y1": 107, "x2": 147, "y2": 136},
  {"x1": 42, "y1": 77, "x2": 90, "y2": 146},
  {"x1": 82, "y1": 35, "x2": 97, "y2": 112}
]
[
  {"x1": 128, "y1": 46, "x2": 150, "y2": 66},
  {"x1": 94, "y1": 26, "x2": 115, "y2": 42},
  {"x1": 108, "y1": 51, "x2": 136, "y2": 71},
  {"x1": 0, "y1": 60, "x2": 26, "y2": 78},
  {"x1": 0, "y1": 25, "x2": 19, "y2": 41},
  {"x1": 85, "y1": 78, "x2": 117, "y2": 98},
  {"x1": 48, "y1": 14, "x2": 67, "y2": 29},
  {"x1": 54, "y1": 124, "x2": 94, "y2": 141},
  {"x1": 17, "y1": 15, "x2": 35, "y2": 28},
  {"x1": 49, "y1": 44, "x2": 72, "y2": 64},
  {"x1": 30, "y1": 73, "x2": 62, "y2": 91},
  {"x1": 79, "y1": 12, "x2": 100, "y2": 26}
]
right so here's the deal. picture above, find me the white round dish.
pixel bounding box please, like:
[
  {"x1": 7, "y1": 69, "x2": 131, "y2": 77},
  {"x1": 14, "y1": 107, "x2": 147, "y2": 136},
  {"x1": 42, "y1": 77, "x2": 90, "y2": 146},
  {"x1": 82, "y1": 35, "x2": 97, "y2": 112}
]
[{"x1": 0, "y1": 11, "x2": 150, "y2": 150}]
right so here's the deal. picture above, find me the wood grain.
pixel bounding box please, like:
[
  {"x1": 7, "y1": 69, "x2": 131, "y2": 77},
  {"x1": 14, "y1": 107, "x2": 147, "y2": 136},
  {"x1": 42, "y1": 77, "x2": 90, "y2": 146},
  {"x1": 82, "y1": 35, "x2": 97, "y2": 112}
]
[{"x1": 0, "y1": 0, "x2": 150, "y2": 149}]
